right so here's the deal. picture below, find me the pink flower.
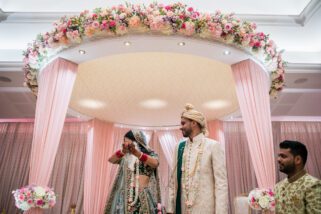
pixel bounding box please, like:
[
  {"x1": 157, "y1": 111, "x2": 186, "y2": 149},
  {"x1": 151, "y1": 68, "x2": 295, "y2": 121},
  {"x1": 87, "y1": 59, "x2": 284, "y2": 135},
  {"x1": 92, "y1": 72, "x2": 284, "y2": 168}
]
[
  {"x1": 187, "y1": 7, "x2": 194, "y2": 12},
  {"x1": 258, "y1": 32, "x2": 265, "y2": 39},
  {"x1": 92, "y1": 21, "x2": 100, "y2": 29},
  {"x1": 49, "y1": 199, "x2": 56, "y2": 207},
  {"x1": 19, "y1": 194, "x2": 25, "y2": 200},
  {"x1": 150, "y1": 16, "x2": 164, "y2": 31},
  {"x1": 214, "y1": 26, "x2": 222, "y2": 38},
  {"x1": 182, "y1": 21, "x2": 195, "y2": 35},
  {"x1": 224, "y1": 23, "x2": 232, "y2": 32},
  {"x1": 128, "y1": 15, "x2": 141, "y2": 27},
  {"x1": 91, "y1": 13, "x2": 98, "y2": 19},
  {"x1": 100, "y1": 20, "x2": 108, "y2": 29},
  {"x1": 250, "y1": 22, "x2": 257, "y2": 30},
  {"x1": 23, "y1": 57, "x2": 29, "y2": 64},
  {"x1": 36, "y1": 199, "x2": 44, "y2": 206},
  {"x1": 165, "y1": 5, "x2": 172, "y2": 11},
  {"x1": 109, "y1": 20, "x2": 116, "y2": 28},
  {"x1": 179, "y1": 14, "x2": 185, "y2": 20},
  {"x1": 166, "y1": 11, "x2": 174, "y2": 17},
  {"x1": 27, "y1": 199, "x2": 33, "y2": 204}
]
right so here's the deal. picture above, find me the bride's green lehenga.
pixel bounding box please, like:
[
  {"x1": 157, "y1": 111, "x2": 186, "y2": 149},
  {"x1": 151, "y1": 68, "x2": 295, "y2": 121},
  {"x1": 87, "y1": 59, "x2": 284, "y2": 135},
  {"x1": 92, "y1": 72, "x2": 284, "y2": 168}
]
[{"x1": 104, "y1": 131, "x2": 164, "y2": 214}]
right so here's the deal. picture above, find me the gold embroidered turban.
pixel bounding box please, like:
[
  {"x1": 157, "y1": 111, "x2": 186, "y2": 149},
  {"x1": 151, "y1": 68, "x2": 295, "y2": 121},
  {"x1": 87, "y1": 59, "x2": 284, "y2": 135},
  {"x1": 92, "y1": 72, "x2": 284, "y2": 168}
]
[{"x1": 181, "y1": 103, "x2": 208, "y2": 136}]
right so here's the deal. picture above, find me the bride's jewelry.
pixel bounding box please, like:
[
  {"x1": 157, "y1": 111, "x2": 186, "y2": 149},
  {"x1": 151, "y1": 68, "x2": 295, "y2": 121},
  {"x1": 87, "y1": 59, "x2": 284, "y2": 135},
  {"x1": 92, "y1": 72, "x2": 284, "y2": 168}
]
[{"x1": 128, "y1": 158, "x2": 140, "y2": 209}]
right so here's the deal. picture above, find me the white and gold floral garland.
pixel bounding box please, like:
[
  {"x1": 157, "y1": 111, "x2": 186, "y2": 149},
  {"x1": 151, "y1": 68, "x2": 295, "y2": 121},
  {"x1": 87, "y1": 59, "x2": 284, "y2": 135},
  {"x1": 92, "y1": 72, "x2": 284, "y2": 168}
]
[
  {"x1": 23, "y1": 2, "x2": 285, "y2": 97},
  {"x1": 181, "y1": 139, "x2": 205, "y2": 213},
  {"x1": 128, "y1": 158, "x2": 140, "y2": 210}
]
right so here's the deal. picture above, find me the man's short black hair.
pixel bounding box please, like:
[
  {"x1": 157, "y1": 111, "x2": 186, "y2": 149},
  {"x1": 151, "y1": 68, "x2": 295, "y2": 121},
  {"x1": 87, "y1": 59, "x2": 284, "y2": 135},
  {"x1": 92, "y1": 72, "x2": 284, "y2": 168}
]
[{"x1": 279, "y1": 140, "x2": 308, "y2": 165}]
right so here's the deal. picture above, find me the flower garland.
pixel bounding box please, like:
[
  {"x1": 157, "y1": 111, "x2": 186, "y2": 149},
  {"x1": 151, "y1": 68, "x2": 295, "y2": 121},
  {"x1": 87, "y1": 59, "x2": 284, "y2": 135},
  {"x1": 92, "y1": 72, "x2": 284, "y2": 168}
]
[
  {"x1": 248, "y1": 188, "x2": 276, "y2": 211},
  {"x1": 23, "y1": 2, "x2": 285, "y2": 97},
  {"x1": 12, "y1": 185, "x2": 56, "y2": 211},
  {"x1": 128, "y1": 158, "x2": 140, "y2": 209},
  {"x1": 181, "y1": 140, "x2": 204, "y2": 213}
]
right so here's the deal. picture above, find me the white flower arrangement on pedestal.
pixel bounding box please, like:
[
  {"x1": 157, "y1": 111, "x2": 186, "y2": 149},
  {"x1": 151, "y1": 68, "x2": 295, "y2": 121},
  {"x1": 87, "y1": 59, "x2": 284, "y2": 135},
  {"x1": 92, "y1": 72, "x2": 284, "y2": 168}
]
[
  {"x1": 12, "y1": 185, "x2": 56, "y2": 211},
  {"x1": 248, "y1": 188, "x2": 275, "y2": 211}
]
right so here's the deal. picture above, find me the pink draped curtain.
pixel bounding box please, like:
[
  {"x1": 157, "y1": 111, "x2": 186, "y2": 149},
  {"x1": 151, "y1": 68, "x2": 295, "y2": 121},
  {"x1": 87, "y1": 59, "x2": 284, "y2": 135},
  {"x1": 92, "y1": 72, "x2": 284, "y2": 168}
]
[
  {"x1": 153, "y1": 129, "x2": 182, "y2": 207},
  {"x1": 232, "y1": 59, "x2": 275, "y2": 188},
  {"x1": 84, "y1": 119, "x2": 115, "y2": 214},
  {"x1": 155, "y1": 129, "x2": 182, "y2": 169},
  {"x1": 107, "y1": 126, "x2": 130, "y2": 194},
  {"x1": 0, "y1": 122, "x2": 33, "y2": 214},
  {"x1": 208, "y1": 120, "x2": 226, "y2": 147},
  {"x1": 0, "y1": 121, "x2": 87, "y2": 214},
  {"x1": 27, "y1": 58, "x2": 77, "y2": 213},
  {"x1": 29, "y1": 58, "x2": 78, "y2": 185},
  {"x1": 223, "y1": 121, "x2": 258, "y2": 214},
  {"x1": 48, "y1": 122, "x2": 88, "y2": 214}
]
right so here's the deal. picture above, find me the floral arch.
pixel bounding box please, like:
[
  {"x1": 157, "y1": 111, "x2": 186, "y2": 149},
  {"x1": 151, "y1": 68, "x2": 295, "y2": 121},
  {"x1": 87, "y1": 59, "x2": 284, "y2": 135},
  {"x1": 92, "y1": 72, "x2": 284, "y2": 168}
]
[
  {"x1": 24, "y1": 2, "x2": 284, "y2": 97},
  {"x1": 22, "y1": 2, "x2": 280, "y2": 213}
]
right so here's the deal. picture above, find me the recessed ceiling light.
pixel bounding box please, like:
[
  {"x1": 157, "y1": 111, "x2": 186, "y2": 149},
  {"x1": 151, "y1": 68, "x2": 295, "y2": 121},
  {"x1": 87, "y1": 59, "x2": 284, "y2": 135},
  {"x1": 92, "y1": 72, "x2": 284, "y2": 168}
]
[
  {"x1": 0, "y1": 76, "x2": 12, "y2": 82},
  {"x1": 223, "y1": 50, "x2": 231, "y2": 55},
  {"x1": 178, "y1": 42, "x2": 185, "y2": 46},
  {"x1": 203, "y1": 100, "x2": 230, "y2": 109},
  {"x1": 124, "y1": 41, "x2": 131, "y2": 46},
  {"x1": 78, "y1": 50, "x2": 86, "y2": 55},
  {"x1": 78, "y1": 99, "x2": 105, "y2": 109},
  {"x1": 294, "y1": 78, "x2": 308, "y2": 84},
  {"x1": 140, "y1": 99, "x2": 167, "y2": 109}
]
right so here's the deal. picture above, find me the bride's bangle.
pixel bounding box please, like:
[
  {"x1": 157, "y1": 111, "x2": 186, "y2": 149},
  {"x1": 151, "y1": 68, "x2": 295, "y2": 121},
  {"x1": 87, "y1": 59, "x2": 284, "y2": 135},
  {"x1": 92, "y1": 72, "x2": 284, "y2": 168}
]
[
  {"x1": 115, "y1": 150, "x2": 125, "y2": 158},
  {"x1": 139, "y1": 152, "x2": 148, "y2": 162}
]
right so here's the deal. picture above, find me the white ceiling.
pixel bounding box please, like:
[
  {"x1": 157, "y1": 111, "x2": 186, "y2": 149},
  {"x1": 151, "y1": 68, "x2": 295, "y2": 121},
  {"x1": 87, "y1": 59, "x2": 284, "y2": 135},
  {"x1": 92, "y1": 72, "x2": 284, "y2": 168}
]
[
  {"x1": 0, "y1": 0, "x2": 311, "y2": 14},
  {"x1": 0, "y1": 0, "x2": 321, "y2": 126}
]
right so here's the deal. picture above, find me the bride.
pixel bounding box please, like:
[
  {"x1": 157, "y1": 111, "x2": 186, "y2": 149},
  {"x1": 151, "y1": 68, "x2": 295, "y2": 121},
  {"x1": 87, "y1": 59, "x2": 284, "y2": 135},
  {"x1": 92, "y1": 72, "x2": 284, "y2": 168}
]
[{"x1": 104, "y1": 130, "x2": 165, "y2": 214}]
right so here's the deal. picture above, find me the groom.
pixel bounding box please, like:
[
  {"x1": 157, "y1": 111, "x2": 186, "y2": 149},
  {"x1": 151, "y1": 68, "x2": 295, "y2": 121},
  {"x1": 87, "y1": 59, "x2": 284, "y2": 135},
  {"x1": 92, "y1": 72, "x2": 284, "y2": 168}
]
[{"x1": 167, "y1": 104, "x2": 228, "y2": 214}]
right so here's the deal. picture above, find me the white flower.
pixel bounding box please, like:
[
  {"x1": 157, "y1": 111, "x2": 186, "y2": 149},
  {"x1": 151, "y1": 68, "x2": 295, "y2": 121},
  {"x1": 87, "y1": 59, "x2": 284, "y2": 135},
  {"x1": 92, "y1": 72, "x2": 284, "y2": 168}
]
[
  {"x1": 258, "y1": 196, "x2": 270, "y2": 209},
  {"x1": 19, "y1": 202, "x2": 31, "y2": 211},
  {"x1": 34, "y1": 186, "x2": 46, "y2": 197}
]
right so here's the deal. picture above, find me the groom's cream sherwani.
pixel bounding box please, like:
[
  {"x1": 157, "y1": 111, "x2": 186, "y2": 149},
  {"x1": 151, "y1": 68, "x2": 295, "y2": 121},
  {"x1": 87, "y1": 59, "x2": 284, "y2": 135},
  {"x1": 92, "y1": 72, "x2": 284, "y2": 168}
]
[{"x1": 167, "y1": 133, "x2": 228, "y2": 214}]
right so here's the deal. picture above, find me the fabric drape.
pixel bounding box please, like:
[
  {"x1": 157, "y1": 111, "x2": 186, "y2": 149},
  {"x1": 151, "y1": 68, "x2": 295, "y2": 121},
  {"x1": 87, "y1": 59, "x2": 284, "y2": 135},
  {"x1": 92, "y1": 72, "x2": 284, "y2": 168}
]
[
  {"x1": 0, "y1": 122, "x2": 33, "y2": 214},
  {"x1": 29, "y1": 58, "x2": 78, "y2": 186},
  {"x1": 47, "y1": 122, "x2": 88, "y2": 214},
  {"x1": 28, "y1": 58, "x2": 77, "y2": 214},
  {"x1": 84, "y1": 119, "x2": 115, "y2": 214},
  {"x1": 0, "y1": 122, "x2": 86, "y2": 214},
  {"x1": 232, "y1": 59, "x2": 275, "y2": 188}
]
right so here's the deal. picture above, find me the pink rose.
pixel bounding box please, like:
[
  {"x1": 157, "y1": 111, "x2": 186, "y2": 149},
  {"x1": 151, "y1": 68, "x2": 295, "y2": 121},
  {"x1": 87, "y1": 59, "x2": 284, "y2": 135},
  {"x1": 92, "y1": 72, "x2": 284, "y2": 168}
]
[
  {"x1": 184, "y1": 22, "x2": 195, "y2": 35},
  {"x1": 91, "y1": 13, "x2": 97, "y2": 19},
  {"x1": 109, "y1": 20, "x2": 116, "y2": 28},
  {"x1": 128, "y1": 16, "x2": 141, "y2": 27},
  {"x1": 100, "y1": 20, "x2": 108, "y2": 29},
  {"x1": 165, "y1": 5, "x2": 172, "y2": 11},
  {"x1": 224, "y1": 23, "x2": 232, "y2": 32},
  {"x1": 36, "y1": 199, "x2": 44, "y2": 206},
  {"x1": 19, "y1": 194, "x2": 25, "y2": 200}
]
